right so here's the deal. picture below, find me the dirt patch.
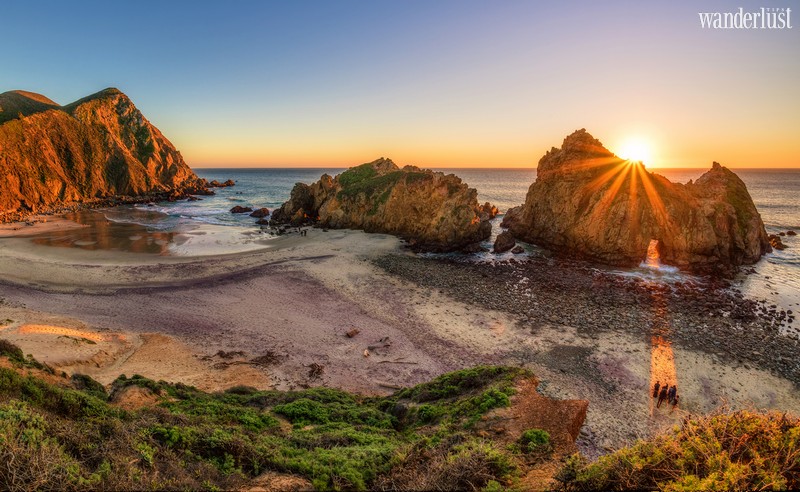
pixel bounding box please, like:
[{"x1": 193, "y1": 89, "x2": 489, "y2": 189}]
[
  {"x1": 111, "y1": 385, "x2": 161, "y2": 411},
  {"x1": 241, "y1": 471, "x2": 313, "y2": 492},
  {"x1": 476, "y1": 377, "x2": 589, "y2": 491}
]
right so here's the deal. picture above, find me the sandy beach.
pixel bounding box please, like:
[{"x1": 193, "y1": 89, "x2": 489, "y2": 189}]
[{"x1": 1, "y1": 216, "x2": 799, "y2": 454}]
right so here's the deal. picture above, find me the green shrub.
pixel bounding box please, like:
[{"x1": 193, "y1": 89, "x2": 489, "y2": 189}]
[
  {"x1": 71, "y1": 374, "x2": 108, "y2": 401},
  {"x1": 518, "y1": 428, "x2": 552, "y2": 461},
  {"x1": 558, "y1": 410, "x2": 800, "y2": 491},
  {"x1": 274, "y1": 398, "x2": 331, "y2": 426},
  {"x1": 519, "y1": 428, "x2": 550, "y2": 453}
]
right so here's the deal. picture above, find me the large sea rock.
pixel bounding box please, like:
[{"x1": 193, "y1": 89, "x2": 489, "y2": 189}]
[
  {"x1": 0, "y1": 88, "x2": 202, "y2": 219},
  {"x1": 272, "y1": 158, "x2": 493, "y2": 251},
  {"x1": 502, "y1": 129, "x2": 770, "y2": 274}
]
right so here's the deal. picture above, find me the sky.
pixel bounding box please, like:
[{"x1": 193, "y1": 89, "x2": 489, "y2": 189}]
[{"x1": 2, "y1": 0, "x2": 798, "y2": 168}]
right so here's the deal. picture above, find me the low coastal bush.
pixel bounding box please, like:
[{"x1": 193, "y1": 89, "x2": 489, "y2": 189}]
[
  {"x1": 555, "y1": 410, "x2": 800, "y2": 491},
  {"x1": 520, "y1": 428, "x2": 551, "y2": 454},
  {"x1": 14, "y1": 357, "x2": 796, "y2": 492},
  {"x1": 0, "y1": 362, "x2": 529, "y2": 491},
  {"x1": 387, "y1": 365, "x2": 524, "y2": 428}
]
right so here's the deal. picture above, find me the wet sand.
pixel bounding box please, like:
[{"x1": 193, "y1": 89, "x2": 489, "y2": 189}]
[{"x1": 1, "y1": 220, "x2": 799, "y2": 453}]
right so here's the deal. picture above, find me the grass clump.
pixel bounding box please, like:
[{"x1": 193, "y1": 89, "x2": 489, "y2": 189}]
[
  {"x1": 337, "y1": 163, "x2": 378, "y2": 188},
  {"x1": 337, "y1": 171, "x2": 406, "y2": 201},
  {"x1": 520, "y1": 428, "x2": 550, "y2": 452},
  {"x1": 556, "y1": 409, "x2": 800, "y2": 491}
]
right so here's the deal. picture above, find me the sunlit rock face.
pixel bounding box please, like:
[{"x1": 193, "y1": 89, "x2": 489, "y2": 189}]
[
  {"x1": 502, "y1": 129, "x2": 770, "y2": 275},
  {"x1": 0, "y1": 88, "x2": 198, "y2": 216},
  {"x1": 272, "y1": 158, "x2": 493, "y2": 251}
]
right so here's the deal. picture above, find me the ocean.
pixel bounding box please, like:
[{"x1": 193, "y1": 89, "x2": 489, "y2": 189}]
[{"x1": 27, "y1": 167, "x2": 800, "y2": 319}]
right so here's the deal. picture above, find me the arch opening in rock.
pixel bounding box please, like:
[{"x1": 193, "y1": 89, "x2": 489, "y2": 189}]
[{"x1": 641, "y1": 239, "x2": 661, "y2": 270}]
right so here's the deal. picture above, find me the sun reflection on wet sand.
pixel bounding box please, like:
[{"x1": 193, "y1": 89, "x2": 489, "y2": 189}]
[
  {"x1": 18, "y1": 324, "x2": 107, "y2": 343},
  {"x1": 646, "y1": 245, "x2": 679, "y2": 415}
]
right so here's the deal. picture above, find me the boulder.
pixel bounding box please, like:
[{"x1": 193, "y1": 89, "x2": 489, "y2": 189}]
[
  {"x1": 249, "y1": 207, "x2": 270, "y2": 218},
  {"x1": 230, "y1": 205, "x2": 253, "y2": 214},
  {"x1": 769, "y1": 234, "x2": 786, "y2": 250},
  {"x1": 787, "y1": 230, "x2": 797, "y2": 236},
  {"x1": 493, "y1": 231, "x2": 516, "y2": 253},
  {"x1": 502, "y1": 129, "x2": 770, "y2": 275},
  {"x1": 272, "y1": 158, "x2": 494, "y2": 251},
  {"x1": 511, "y1": 245, "x2": 525, "y2": 254}
]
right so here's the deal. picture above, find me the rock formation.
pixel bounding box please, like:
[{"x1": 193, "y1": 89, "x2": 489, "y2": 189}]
[
  {"x1": 502, "y1": 129, "x2": 770, "y2": 274},
  {"x1": 493, "y1": 231, "x2": 516, "y2": 253},
  {"x1": 272, "y1": 158, "x2": 493, "y2": 251},
  {"x1": 0, "y1": 88, "x2": 203, "y2": 220}
]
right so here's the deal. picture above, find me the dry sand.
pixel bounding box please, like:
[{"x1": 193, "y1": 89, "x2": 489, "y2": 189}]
[{"x1": 1, "y1": 224, "x2": 799, "y2": 451}]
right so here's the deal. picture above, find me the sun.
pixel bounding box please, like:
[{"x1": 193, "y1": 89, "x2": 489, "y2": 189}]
[{"x1": 617, "y1": 138, "x2": 653, "y2": 164}]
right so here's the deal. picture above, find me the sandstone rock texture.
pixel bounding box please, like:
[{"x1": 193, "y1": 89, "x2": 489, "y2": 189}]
[
  {"x1": 502, "y1": 129, "x2": 770, "y2": 275},
  {"x1": 0, "y1": 88, "x2": 201, "y2": 219},
  {"x1": 272, "y1": 158, "x2": 493, "y2": 251}
]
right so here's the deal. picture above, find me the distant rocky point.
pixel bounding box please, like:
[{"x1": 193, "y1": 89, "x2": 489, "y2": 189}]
[
  {"x1": 502, "y1": 129, "x2": 770, "y2": 275},
  {"x1": 272, "y1": 158, "x2": 495, "y2": 251},
  {"x1": 0, "y1": 88, "x2": 208, "y2": 221}
]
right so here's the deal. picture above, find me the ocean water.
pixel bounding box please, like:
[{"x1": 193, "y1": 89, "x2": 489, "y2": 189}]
[
  {"x1": 23, "y1": 166, "x2": 800, "y2": 316},
  {"x1": 191, "y1": 167, "x2": 799, "y2": 321}
]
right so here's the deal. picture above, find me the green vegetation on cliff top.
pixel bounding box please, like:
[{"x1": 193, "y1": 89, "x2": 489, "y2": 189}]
[
  {"x1": 0, "y1": 348, "x2": 527, "y2": 491},
  {"x1": 335, "y1": 161, "x2": 432, "y2": 203},
  {"x1": 1, "y1": 342, "x2": 797, "y2": 491}
]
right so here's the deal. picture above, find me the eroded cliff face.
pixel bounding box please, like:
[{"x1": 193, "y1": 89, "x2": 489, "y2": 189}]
[
  {"x1": 502, "y1": 129, "x2": 770, "y2": 274},
  {"x1": 272, "y1": 158, "x2": 493, "y2": 251},
  {"x1": 0, "y1": 88, "x2": 199, "y2": 218}
]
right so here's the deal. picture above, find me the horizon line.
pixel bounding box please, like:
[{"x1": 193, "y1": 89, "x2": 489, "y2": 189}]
[{"x1": 191, "y1": 165, "x2": 800, "y2": 171}]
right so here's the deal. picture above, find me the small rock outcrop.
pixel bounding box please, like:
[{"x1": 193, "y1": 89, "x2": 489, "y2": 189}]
[
  {"x1": 272, "y1": 158, "x2": 493, "y2": 251},
  {"x1": 502, "y1": 129, "x2": 770, "y2": 274},
  {"x1": 769, "y1": 234, "x2": 786, "y2": 250},
  {"x1": 493, "y1": 231, "x2": 516, "y2": 253},
  {"x1": 230, "y1": 206, "x2": 253, "y2": 214},
  {"x1": 249, "y1": 207, "x2": 270, "y2": 218},
  {"x1": 0, "y1": 88, "x2": 202, "y2": 220}
]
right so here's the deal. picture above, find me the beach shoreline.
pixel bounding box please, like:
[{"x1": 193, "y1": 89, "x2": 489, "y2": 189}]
[{"x1": 1, "y1": 222, "x2": 799, "y2": 454}]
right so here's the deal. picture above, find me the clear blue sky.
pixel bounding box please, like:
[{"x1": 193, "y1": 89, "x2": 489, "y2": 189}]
[{"x1": 2, "y1": 0, "x2": 798, "y2": 168}]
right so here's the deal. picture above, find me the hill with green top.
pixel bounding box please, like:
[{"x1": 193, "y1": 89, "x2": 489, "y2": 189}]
[{"x1": 0, "y1": 88, "x2": 200, "y2": 220}]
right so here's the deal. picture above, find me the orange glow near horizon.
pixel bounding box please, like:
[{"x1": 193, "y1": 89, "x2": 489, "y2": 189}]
[{"x1": 181, "y1": 129, "x2": 800, "y2": 169}]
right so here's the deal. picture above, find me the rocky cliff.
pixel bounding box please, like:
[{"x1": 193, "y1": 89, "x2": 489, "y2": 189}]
[
  {"x1": 272, "y1": 158, "x2": 494, "y2": 251},
  {"x1": 502, "y1": 129, "x2": 770, "y2": 274},
  {"x1": 0, "y1": 88, "x2": 201, "y2": 219}
]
